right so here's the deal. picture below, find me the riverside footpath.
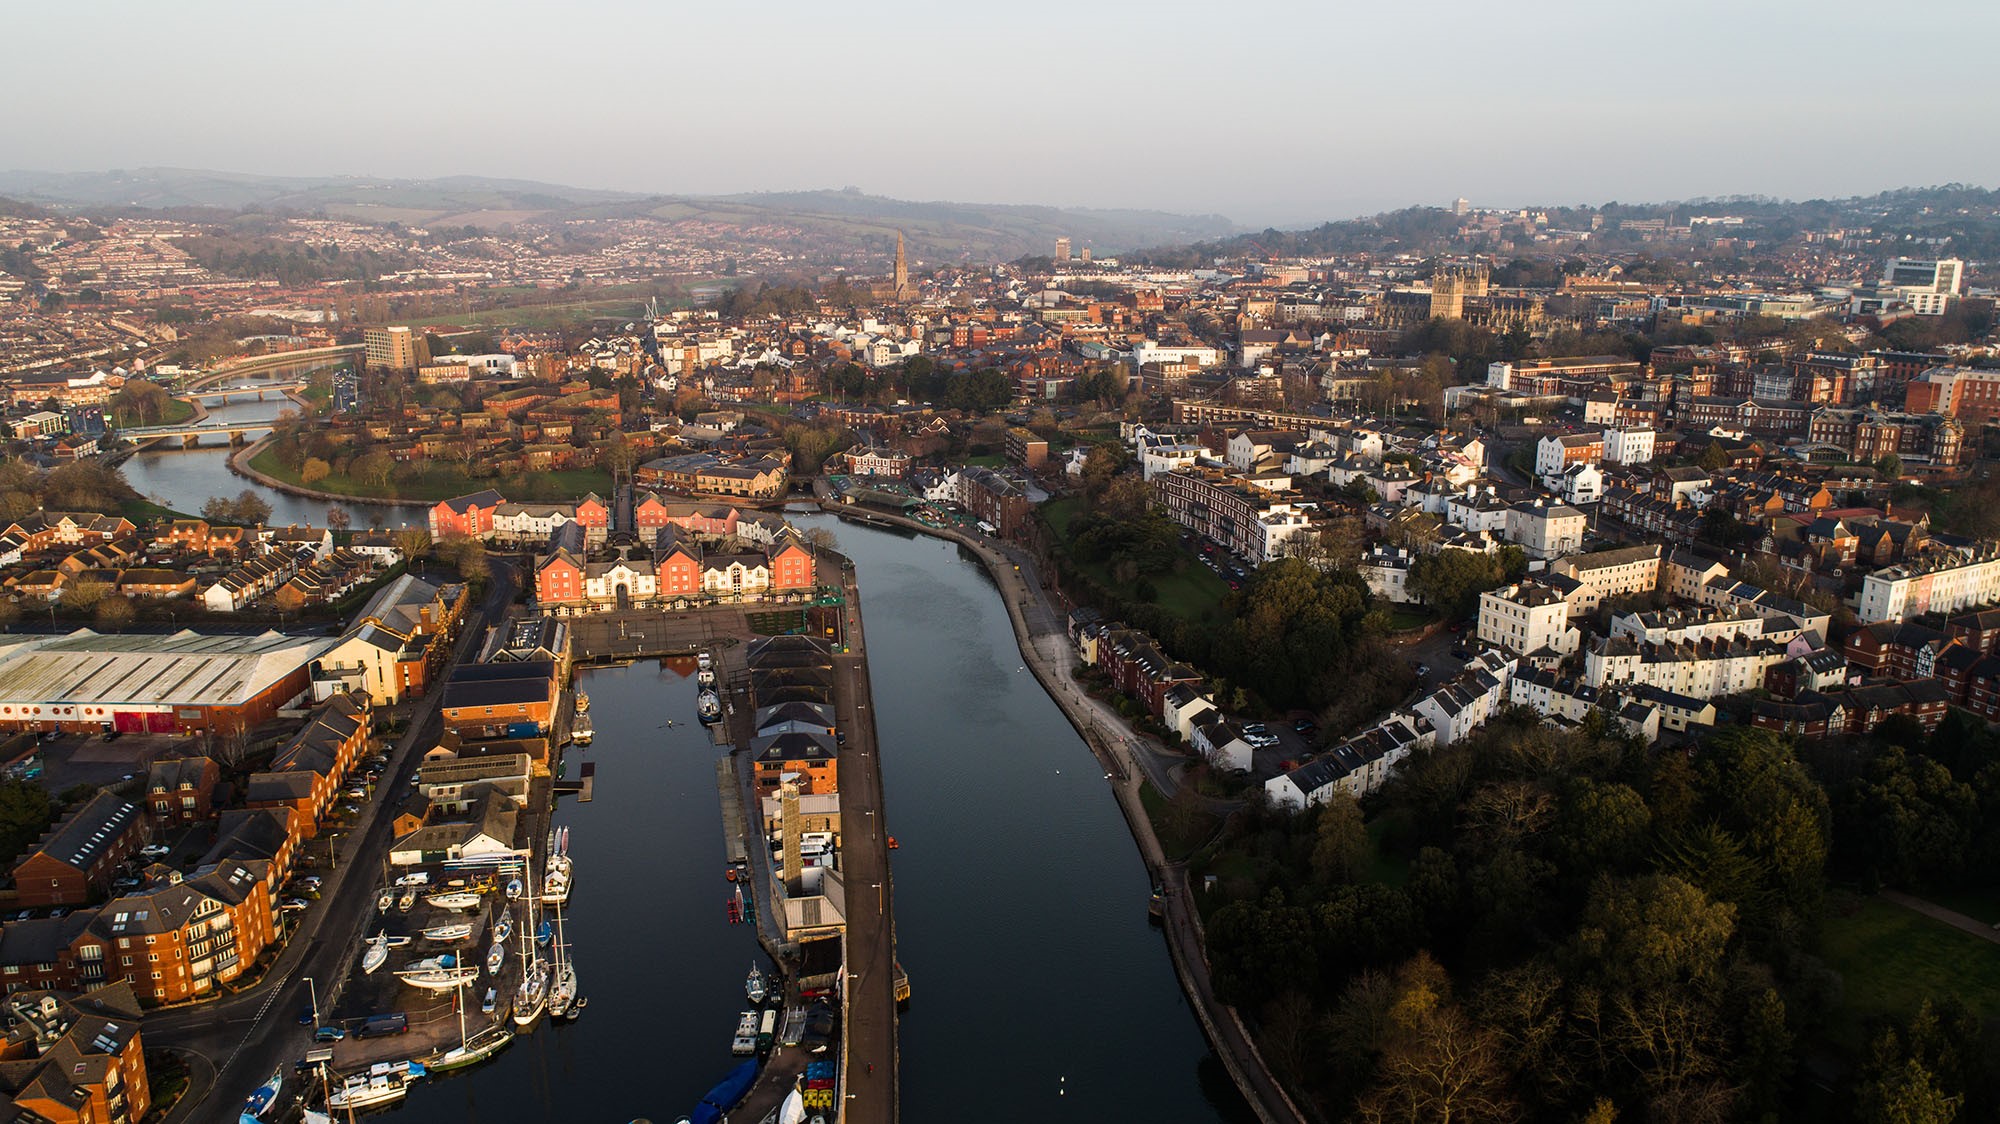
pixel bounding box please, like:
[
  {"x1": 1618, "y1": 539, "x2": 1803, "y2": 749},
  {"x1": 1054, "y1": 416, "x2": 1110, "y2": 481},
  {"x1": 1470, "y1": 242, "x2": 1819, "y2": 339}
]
[{"x1": 820, "y1": 499, "x2": 1309, "y2": 1124}]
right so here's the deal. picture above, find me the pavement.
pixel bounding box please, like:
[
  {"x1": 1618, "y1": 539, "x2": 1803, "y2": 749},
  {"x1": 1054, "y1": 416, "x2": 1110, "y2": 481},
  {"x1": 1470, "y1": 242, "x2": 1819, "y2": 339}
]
[
  {"x1": 149, "y1": 560, "x2": 521, "y2": 1122},
  {"x1": 827, "y1": 560, "x2": 899, "y2": 1124},
  {"x1": 1880, "y1": 889, "x2": 2000, "y2": 945}
]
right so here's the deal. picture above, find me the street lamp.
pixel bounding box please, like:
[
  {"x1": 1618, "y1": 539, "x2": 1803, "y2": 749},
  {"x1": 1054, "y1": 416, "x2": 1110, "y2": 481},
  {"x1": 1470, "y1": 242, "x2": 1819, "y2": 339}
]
[{"x1": 303, "y1": 976, "x2": 320, "y2": 1027}]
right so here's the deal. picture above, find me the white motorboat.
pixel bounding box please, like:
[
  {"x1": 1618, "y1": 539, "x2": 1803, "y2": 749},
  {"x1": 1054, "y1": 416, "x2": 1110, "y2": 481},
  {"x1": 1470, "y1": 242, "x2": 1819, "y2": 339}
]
[
  {"x1": 697, "y1": 689, "x2": 722, "y2": 724},
  {"x1": 396, "y1": 887, "x2": 417, "y2": 912},
  {"x1": 697, "y1": 666, "x2": 716, "y2": 687},
  {"x1": 486, "y1": 940, "x2": 505, "y2": 975},
  {"x1": 571, "y1": 714, "x2": 593, "y2": 745},
  {"x1": 731, "y1": 1010, "x2": 760, "y2": 1055},
  {"x1": 375, "y1": 889, "x2": 394, "y2": 913},
  {"x1": 540, "y1": 860, "x2": 571, "y2": 905},
  {"x1": 746, "y1": 963, "x2": 768, "y2": 1005},
  {"x1": 421, "y1": 922, "x2": 474, "y2": 943},
  {"x1": 425, "y1": 890, "x2": 483, "y2": 911},
  {"x1": 574, "y1": 691, "x2": 590, "y2": 716},
  {"x1": 326, "y1": 1061, "x2": 426, "y2": 1111}
]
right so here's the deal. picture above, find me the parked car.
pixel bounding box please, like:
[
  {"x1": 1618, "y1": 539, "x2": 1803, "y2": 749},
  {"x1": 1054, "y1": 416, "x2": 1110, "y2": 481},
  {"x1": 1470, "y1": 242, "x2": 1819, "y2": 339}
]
[
  {"x1": 297, "y1": 1003, "x2": 316, "y2": 1025},
  {"x1": 139, "y1": 844, "x2": 172, "y2": 860},
  {"x1": 279, "y1": 898, "x2": 309, "y2": 912},
  {"x1": 1293, "y1": 719, "x2": 1318, "y2": 735},
  {"x1": 314, "y1": 1026, "x2": 346, "y2": 1042},
  {"x1": 1241, "y1": 723, "x2": 1268, "y2": 735},
  {"x1": 343, "y1": 786, "x2": 367, "y2": 800}
]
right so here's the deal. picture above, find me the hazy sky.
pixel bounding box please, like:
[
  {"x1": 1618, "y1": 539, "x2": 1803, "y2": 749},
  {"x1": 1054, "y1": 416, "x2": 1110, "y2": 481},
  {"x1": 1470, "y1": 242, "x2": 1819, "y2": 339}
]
[{"x1": 7, "y1": 0, "x2": 1998, "y2": 228}]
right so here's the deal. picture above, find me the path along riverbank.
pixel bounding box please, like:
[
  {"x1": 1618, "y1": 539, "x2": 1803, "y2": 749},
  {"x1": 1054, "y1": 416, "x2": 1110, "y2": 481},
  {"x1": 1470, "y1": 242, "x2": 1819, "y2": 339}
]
[
  {"x1": 225, "y1": 433, "x2": 422, "y2": 511},
  {"x1": 819, "y1": 500, "x2": 1308, "y2": 1124}
]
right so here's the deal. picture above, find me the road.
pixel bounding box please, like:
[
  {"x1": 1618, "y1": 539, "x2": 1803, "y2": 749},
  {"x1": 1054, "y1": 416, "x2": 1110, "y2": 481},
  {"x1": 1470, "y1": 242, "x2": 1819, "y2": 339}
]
[
  {"x1": 151, "y1": 560, "x2": 520, "y2": 1121},
  {"x1": 828, "y1": 559, "x2": 899, "y2": 1123}
]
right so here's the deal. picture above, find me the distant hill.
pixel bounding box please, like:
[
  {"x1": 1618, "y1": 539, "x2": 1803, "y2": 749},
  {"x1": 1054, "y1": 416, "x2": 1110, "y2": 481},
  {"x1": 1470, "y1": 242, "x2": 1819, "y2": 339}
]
[
  {"x1": 0, "y1": 168, "x2": 1241, "y2": 260},
  {"x1": 1132, "y1": 184, "x2": 2000, "y2": 266}
]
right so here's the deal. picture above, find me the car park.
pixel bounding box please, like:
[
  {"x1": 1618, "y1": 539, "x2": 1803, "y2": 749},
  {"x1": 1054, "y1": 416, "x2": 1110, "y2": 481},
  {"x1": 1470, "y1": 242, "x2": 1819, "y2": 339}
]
[
  {"x1": 1242, "y1": 723, "x2": 1268, "y2": 735},
  {"x1": 1293, "y1": 719, "x2": 1318, "y2": 735},
  {"x1": 343, "y1": 786, "x2": 367, "y2": 800}
]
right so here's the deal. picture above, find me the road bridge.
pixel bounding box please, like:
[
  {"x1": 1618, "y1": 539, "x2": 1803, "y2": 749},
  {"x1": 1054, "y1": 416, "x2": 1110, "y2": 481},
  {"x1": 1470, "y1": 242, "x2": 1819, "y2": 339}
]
[
  {"x1": 117, "y1": 418, "x2": 276, "y2": 447},
  {"x1": 189, "y1": 380, "x2": 305, "y2": 402}
]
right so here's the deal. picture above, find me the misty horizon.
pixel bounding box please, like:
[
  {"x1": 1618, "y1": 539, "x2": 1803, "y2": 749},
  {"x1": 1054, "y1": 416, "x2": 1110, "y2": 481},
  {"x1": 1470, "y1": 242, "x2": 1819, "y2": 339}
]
[{"x1": 7, "y1": 0, "x2": 1998, "y2": 228}]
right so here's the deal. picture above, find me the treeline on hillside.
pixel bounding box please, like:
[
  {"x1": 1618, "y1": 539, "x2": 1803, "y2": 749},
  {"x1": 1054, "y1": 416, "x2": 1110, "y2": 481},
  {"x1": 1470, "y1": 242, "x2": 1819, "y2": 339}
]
[{"x1": 1200, "y1": 712, "x2": 2000, "y2": 1122}]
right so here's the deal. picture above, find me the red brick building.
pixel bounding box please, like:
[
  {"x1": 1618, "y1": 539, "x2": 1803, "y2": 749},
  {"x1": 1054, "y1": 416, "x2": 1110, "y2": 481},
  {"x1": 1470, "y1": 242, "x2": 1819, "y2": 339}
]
[
  {"x1": 9, "y1": 795, "x2": 143, "y2": 909},
  {"x1": 428, "y1": 489, "x2": 507, "y2": 540}
]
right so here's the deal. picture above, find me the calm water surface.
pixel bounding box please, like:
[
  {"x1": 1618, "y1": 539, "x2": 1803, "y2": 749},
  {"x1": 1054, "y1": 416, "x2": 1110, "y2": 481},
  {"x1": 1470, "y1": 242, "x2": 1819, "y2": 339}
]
[{"x1": 123, "y1": 424, "x2": 1246, "y2": 1122}]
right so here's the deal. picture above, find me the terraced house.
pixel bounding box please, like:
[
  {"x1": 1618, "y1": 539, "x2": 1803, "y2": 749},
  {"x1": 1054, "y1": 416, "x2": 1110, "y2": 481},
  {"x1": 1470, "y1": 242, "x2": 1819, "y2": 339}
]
[
  {"x1": 244, "y1": 691, "x2": 370, "y2": 840},
  {"x1": 0, "y1": 982, "x2": 149, "y2": 1124}
]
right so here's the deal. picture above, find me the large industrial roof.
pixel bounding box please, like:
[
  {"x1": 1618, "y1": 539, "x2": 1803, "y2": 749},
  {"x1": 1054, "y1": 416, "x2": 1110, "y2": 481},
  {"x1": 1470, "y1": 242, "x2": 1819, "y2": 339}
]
[{"x1": 0, "y1": 629, "x2": 333, "y2": 709}]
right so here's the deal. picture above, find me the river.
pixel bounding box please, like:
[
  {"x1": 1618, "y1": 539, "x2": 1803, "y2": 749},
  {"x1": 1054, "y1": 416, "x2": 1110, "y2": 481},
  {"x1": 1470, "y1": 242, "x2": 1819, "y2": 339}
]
[
  {"x1": 122, "y1": 434, "x2": 1246, "y2": 1122},
  {"x1": 118, "y1": 365, "x2": 428, "y2": 530}
]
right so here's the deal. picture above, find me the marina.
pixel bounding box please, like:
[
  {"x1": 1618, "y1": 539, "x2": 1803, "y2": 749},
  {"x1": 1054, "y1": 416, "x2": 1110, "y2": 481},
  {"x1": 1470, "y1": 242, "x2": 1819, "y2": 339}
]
[{"x1": 110, "y1": 441, "x2": 1238, "y2": 1123}]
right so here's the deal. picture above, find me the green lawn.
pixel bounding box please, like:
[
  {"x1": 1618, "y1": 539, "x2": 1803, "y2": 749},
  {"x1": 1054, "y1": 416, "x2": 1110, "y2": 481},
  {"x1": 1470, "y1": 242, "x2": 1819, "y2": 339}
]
[
  {"x1": 1818, "y1": 893, "x2": 2000, "y2": 1051},
  {"x1": 1140, "y1": 780, "x2": 1221, "y2": 863},
  {"x1": 118, "y1": 496, "x2": 197, "y2": 522},
  {"x1": 251, "y1": 447, "x2": 611, "y2": 503},
  {"x1": 962, "y1": 453, "x2": 1006, "y2": 468},
  {"x1": 1042, "y1": 497, "x2": 1228, "y2": 623},
  {"x1": 1387, "y1": 605, "x2": 1439, "y2": 632},
  {"x1": 112, "y1": 396, "x2": 196, "y2": 428}
]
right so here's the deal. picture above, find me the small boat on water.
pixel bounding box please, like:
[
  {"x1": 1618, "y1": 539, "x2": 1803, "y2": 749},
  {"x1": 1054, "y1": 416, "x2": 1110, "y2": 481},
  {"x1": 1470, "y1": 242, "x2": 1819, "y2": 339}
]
[
  {"x1": 730, "y1": 1010, "x2": 759, "y2": 1056},
  {"x1": 396, "y1": 887, "x2": 417, "y2": 912},
  {"x1": 512, "y1": 959, "x2": 549, "y2": 1028},
  {"x1": 574, "y1": 691, "x2": 591, "y2": 715},
  {"x1": 697, "y1": 689, "x2": 722, "y2": 724},
  {"x1": 326, "y1": 1060, "x2": 426, "y2": 1111},
  {"x1": 430, "y1": 1023, "x2": 514, "y2": 1071},
  {"x1": 571, "y1": 714, "x2": 594, "y2": 745},
  {"x1": 696, "y1": 666, "x2": 716, "y2": 687},
  {"x1": 486, "y1": 940, "x2": 505, "y2": 975},
  {"x1": 425, "y1": 890, "x2": 483, "y2": 911},
  {"x1": 697, "y1": 650, "x2": 713, "y2": 672},
  {"x1": 422, "y1": 922, "x2": 474, "y2": 943},
  {"x1": 361, "y1": 932, "x2": 390, "y2": 975},
  {"x1": 239, "y1": 1065, "x2": 282, "y2": 1123},
  {"x1": 745, "y1": 964, "x2": 768, "y2": 1006}
]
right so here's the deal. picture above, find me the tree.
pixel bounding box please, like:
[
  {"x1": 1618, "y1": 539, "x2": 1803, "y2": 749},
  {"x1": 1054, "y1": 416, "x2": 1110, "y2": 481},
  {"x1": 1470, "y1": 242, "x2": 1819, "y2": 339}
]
[
  {"x1": 352, "y1": 451, "x2": 394, "y2": 488},
  {"x1": 300, "y1": 457, "x2": 332, "y2": 487},
  {"x1": 93, "y1": 595, "x2": 135, "y2": 632},
  {"x1": 0, "y1": 779, "x2": 54, "y2": 863},
  {"x1": 325, "y1": 507, "x2": 351, "y2": 532},
  {"x1": 232, "y1": 490, "x2": 272, "y2": 527},
  {"x1": 802, "y1": 527, "x2": 840, "y2": 554},
  {"x1": 1356, "y1": 954, "x2": 1519, "y2": 1124},
  {"x1": 393, "y1": 526, "x2": 432, "y2": 563},
  {"x1": 59, "y1": 580, "x2": 112, "y2": 612},
  {"x1": 1311, "y1": 793, "x2": 1370, "y2": 887},
  {"x1": 1407, "y1": 550, "x2": 1508, "y2": 620},
  {"x1": 1569, "y1": 874, "x2": 1735, "y2": 996},
  {"x1": 1697, "y1": 442, "x2": 1729, "y2": 472},
  {"x1": 1876, "y1": 453, "x2": 1904, "y2": 481}
]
